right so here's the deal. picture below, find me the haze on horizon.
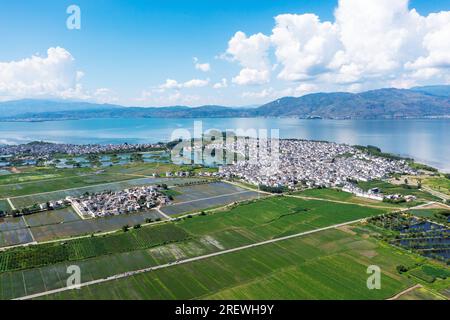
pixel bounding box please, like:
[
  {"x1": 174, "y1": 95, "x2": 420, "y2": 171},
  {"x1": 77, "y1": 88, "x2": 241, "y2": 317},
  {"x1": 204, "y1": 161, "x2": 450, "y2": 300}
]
[{"x1": 0, "y1": 0, "x2": 450, "y2": 107}]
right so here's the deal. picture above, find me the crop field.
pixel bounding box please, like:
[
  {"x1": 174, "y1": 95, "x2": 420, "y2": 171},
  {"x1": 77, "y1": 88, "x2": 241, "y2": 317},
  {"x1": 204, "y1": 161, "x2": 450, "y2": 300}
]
[
  {"x1": 41, "y1": 228, "x2": 417, "y2": 300},
  {"x1": 0, "y1": 195, "x2": 397, "y2": 299},
  {"x1": 171, "y1": 182, "x2": 251, "y2": 203},
  {"x1": 396, "y1": 286, "x2": 446, "y2": 300},
  {"x1": 161, "y1": 190, "x2": 261, "y2": 216},
  {"x1": 161, "y1": 182, "x2": 262, "y2": 215},
  {"x1": 424, "y1": 176, "x2": 450, "y2": 196},
  {"x1": 0, "y1": 172, "x2": 135, "y2": 199},
  {"x1": 7, "y1": 177, "x2": 205, "y2": 209},
  {"x1": 294, "y1": 188, "x2": 398, "y2": 208},
  {"x1": 23, "y1": 207, "x2": 81, "y2": 228},
  {"x1": 29, "y1": 209, "x2": 164, "y2": 242},
  {"x1": 0, "y1": 233, "x2": 230, "y2": 299},
  {"x1": 0, "y1": 207, "x2": 164, "y2": 247},
  {"x1": 177, "y1": 196, "x2": 389, "y2": 246},
  {"x1": 0, "y1": 223, "x2": 190, "y2": 273},
  {"x1": 0, "y1": 200, "x2": 11, "y2": 212},
  {"x1": 0, "y1": 217, "x2": 34, "y2": 248}
]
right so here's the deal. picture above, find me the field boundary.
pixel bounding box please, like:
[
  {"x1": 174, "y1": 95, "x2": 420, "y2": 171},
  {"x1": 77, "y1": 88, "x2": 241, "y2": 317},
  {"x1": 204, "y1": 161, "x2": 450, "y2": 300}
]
[
  {"x1": 6, "y1": 198, "x2": 15, "y2": 210},
  {"x1": 387, "y1": 284, "x2": 423, "y2": 300}
]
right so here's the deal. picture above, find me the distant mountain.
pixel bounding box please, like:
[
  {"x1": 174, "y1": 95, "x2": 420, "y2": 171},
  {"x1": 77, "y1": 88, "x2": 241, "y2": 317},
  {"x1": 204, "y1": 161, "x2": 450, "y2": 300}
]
[
  {"x1": 0, "y1": 99, "x2": 122, "y2": 117},
  {"x1": 1, "y1": 87, "x2": 450, "y2": 121},
  {"x1": 411, "y1": 85, "x2": 450, "y2": 97},
  {"x1": 255, "y1": 88, "x2": 450, "y2": 119}
]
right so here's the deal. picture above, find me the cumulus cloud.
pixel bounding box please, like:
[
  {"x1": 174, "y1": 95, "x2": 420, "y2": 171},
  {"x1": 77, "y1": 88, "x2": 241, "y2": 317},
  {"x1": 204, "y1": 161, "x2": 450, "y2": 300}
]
[
  {"x1": 159, "y1": 78, "x2": 210, "y2": 90},
  {"x1": 226, "y1": 31, "x2": 271, "y2": 85},
  {"x1": 226, "y1": 0, "x2": 450, "y2": 91},
  {"x1": 0, "y1": 47, "x2": 118, "y2": 104},
  {"x1": 0, "y1": 47, "x2": 83, "y2": 100},
  {"x1": 193, "y1": 57, "x2": 211, "y2": 72}
]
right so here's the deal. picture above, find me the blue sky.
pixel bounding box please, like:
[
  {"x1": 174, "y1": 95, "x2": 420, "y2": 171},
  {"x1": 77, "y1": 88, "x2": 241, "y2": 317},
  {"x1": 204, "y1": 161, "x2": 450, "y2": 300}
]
[{"x1": 0, "y1": 0, "x2": 449, "y2": 106}]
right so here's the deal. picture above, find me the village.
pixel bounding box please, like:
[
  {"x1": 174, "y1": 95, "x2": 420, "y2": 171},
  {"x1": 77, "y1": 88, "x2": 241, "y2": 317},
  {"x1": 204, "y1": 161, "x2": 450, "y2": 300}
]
[
  {"x1": 215, "y1": 139, "x2": 418, "y2": 201},
  {"x1": 0, "y1": 141, "x2": 165, "y2": 166},
  {"x1": 68, "y1": 185, "x2": 170, "y2": 218}
]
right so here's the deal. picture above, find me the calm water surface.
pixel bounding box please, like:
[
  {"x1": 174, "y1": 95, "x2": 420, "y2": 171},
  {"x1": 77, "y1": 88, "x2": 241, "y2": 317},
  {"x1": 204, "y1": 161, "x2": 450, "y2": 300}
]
[{"x1": 0, "y1": 118, "x2": 448, "y2": 172}]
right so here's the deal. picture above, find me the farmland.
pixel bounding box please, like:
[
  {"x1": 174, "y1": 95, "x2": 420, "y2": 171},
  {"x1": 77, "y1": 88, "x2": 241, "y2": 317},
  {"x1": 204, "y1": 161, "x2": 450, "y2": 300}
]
[
  {"x1": 0, "y1": 194, "x2": 447, "y2": 300},
  {"x1": 293, "y1": 188, "x2": 399, "y2": 208},
  {"x1": 0, "y1": 223, "x2": 189, "y2": 272},
  {"x1": 6, "y1": 177, "x2": 207, "y2": 209},
  {"x1": 42, "y1": 228, "x2": 419, "y2": 300},
  {"x1": 161, "y1": 182, "x2": 262, "y2": 216},
  {"x1": 0, "y1": 181, "x2": 259, "y2": 247},
  {"x1": 0, "y1": 200, "x2": 11, "y2": 212},
  {"x1": 177, "y1": 196, "x2": 389, "y2": 244},
  {"x1": 0, "y1": 196, "x2": 387, "y2": 272},
  {"x1": 423, "y1": 176, "x2": 450, "y2": 196}
]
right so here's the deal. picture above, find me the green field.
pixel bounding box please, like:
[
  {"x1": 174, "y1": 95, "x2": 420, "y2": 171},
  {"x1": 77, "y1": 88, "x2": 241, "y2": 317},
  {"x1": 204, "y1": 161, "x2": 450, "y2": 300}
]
[
  {"x1": 0, "y1": 196, "x2": 388, "y2": 272},
  {"x1": 176, "y1": 196, "x2": 389, "y2": 246},
  {"x1": 43, "y1": 228, "x2": 418, "y2": 300},
  {"x1": 0, "y1": 194, "x2": 447, "y2": 300},
  {"x1": 424, "y1": 176, "x2": 450, "y2": 196},
  {"x1": 0, "y1": 172, "x2": 133, "y2": 199},
  {"x1": 293, "y1": 188, "x2": 399, "y2": 208},
  {"x1": 0, "y1": 223, "x2": 189, "y2": 272},
  {"x1": 0, "y1": 195, "x2": 395, "y2": 299},
  {"x1": 0, "y1": 162, "x2": 208, "y2": 200},
  {"x1": 7, "y1": 177, "x2": 206, "y2": 209},
  {"x1": 396, "y1": 286, "x2": 446, "y2": 300},
  {"x1": 0, "y1": 200, "x2": 11, "y2": 212}
]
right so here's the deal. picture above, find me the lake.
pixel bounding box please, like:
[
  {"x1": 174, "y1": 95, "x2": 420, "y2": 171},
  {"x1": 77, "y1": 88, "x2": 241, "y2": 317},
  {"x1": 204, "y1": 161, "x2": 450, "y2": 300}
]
[{"x1": 0, "y1": 117, "x2": 449, "y2": 172}]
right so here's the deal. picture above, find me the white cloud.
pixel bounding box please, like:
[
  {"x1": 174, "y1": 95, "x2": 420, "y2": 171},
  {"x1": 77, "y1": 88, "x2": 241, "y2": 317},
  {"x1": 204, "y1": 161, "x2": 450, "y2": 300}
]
[
  {"x1": 242, "y1": 88, "x2": 274, "y2": 99},
  {"x1": 183, "y1": 78, "x2": 210, "y2": 88},
  {"x1": 0, "y1": 47, "x2": 83, "y2": 100},
  {"x1": 226, "y1": 31, "x2": 271, "y2": 85},
  {"x1": 159, "y1": 78, "x2": 210, "y2": 90},
  {"x1": 233, "y1": 68, "x2": 269, "y2": 86},
  {"x1": 226, "y1": 0, "x2": 450, "y2": 91},
  {"x1": 213, "y1": 78, "x2": 228, "y2": 89},
  {"x1": 193, "y1": 57, "x2": 211, "y2": 72},
  {"x1": 0, "y1": 47, "x2": 118, "y2": 104}
]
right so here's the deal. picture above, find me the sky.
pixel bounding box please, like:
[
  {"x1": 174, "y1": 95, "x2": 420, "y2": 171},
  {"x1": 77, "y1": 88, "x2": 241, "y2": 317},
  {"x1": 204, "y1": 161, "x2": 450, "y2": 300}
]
[{"x1": 0, "y1": 0, "x2": 449, "y2": 107}]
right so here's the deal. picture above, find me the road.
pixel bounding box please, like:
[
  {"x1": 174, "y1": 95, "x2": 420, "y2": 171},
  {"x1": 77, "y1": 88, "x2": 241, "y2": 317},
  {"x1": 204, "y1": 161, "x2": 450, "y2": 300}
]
[
  {"x1": 421, "y1": 186, "x2": 450, "y2": 201},
  {"x1": 14, "y1": 217, "x2": 366, "y2": 300}
]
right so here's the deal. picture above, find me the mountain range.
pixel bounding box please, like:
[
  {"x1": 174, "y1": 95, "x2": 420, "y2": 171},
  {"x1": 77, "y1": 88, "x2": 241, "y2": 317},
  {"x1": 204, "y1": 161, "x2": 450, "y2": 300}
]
[{"x1": 1, "y1": 85, "x2": 450, "y2": 121}]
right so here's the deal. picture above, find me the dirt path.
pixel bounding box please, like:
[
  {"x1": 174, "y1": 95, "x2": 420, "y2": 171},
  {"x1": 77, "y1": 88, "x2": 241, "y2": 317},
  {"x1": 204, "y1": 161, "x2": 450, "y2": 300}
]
[{"x1": 387, "y1": 284, "x2": 423, "y2": 300}]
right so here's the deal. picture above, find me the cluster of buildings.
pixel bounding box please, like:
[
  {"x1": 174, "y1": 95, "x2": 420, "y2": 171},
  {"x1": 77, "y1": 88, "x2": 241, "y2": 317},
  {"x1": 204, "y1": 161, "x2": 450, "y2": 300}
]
[
  {"x1": 68, "y1": 185, "x2": 169, "y2": 218},
  {"x1": 0, "y1": 141, "x2": 165, "y2": 162},
  {"x1": 342, "y1": 185, "x2": 417, "y2": 202},
  {"x1": 217, "y1": 139, "x2": 417, "y2": 190}
]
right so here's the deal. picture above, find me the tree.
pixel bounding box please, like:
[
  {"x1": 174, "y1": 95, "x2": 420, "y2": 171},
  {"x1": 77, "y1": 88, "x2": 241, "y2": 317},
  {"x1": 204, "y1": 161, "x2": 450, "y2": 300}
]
[
  {"x1": 396, "y1": 265, "x2": 408, "y2": 274},
  {"x1": 122, "y1": 225, "x2": 130, "y2": 232}
]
